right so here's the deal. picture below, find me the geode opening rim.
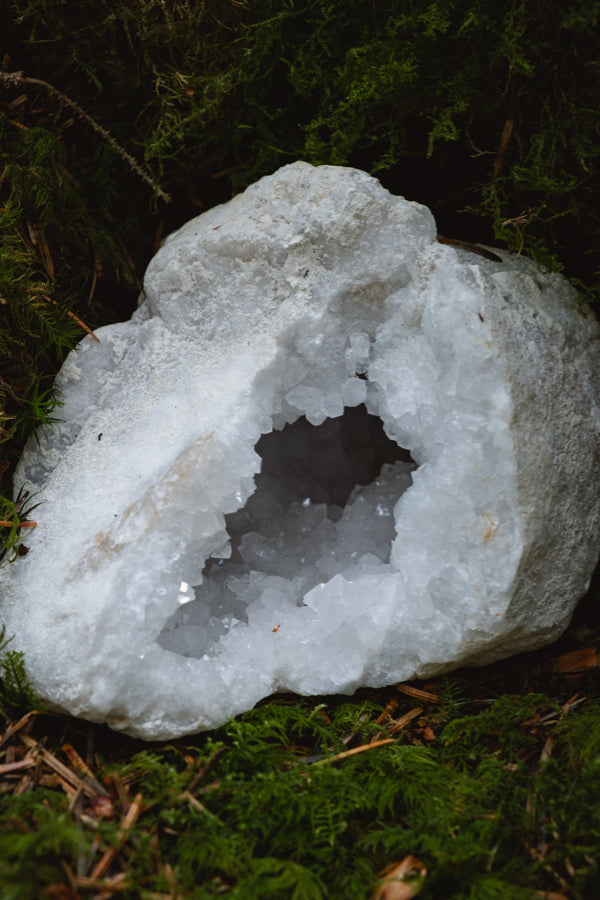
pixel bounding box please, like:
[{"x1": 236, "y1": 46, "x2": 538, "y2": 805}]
[{"x1": 1, "y1": 161, "x2": 599, "y2": 740}]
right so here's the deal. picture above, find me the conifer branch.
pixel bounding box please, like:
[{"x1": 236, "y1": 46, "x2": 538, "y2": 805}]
[{"x1": 0, "y1": 71, "x2": 171, "y2": 203}]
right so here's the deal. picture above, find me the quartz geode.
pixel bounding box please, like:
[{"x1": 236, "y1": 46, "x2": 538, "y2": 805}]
[{"x1": 1, "y1": 162, "x2": 600, "y2": 740}]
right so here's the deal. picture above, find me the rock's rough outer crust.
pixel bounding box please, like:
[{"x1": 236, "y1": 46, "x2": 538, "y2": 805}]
[{"x1": 1, "y1": 162, "x2": 599, "y2": 739}]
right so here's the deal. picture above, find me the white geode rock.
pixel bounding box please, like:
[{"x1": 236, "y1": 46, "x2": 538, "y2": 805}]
[{"x1": 1, "y1": 162, "x2": 600, "y2": 740}]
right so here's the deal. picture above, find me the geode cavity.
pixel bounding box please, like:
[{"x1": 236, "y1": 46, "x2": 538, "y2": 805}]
[{"x1": 1, "y1": 162, "x2": 599, "y2": 739}]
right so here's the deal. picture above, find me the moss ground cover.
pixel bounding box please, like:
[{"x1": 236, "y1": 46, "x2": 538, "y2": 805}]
[
  {"x1": 1, "y1": 1, "x2": 600, "y2": 896},
  {"x1": 2, "y1": 623, "x2": 600, "y2": 899}
]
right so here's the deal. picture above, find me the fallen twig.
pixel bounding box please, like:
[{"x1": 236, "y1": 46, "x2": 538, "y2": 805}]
[
  {"x1": 493, "y1": 118, "x2": 514, "y2": 178},
  {"x1": 0, "y1": 757, "x2": 36, "y2": 775},
  {"x1": 0, "y1": 520, "x2": 37, "y2": 528},
  {"x1": 388, "y1": 707, "x2": 424, "y2": 736},
  {"x1": 0, "y1": 70, "x2": 171, "y2": 203},
  {"x1": 395, "y1": 684, "x2": 439, "y2": 704},
  {"x1": 20, "y1": 733, "x2": 99, "y2": 798},
  {"x1": 186, "y1": 745, "x2": 227, "y2": 794},
  {"x1": 315, "y1": 738, "x2": 395, "y2": 765},
  {"x1": 46, "y1": 298, "x2": 101, "y2": 343},
  {"x1": 90, "y1": 792, "x2": 143, "y2": 879}
]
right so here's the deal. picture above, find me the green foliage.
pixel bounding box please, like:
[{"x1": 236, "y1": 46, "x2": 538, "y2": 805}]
[
  {"x1": 0, "y1": 625, "x2": 39, "y2": 715},
  {"x1": 0, "y1": 111, "x2": 137, "y2": 487},
  {"x1": 0, "y1": 791, "x2": 87, "y2": 898},
  {"x1": 0, "y1": 4, "x2": 599, "y2": 897},
  {"x1": 441, "y1": 693, "x2": 559, "y2": 762},
  {"x1": 4, "y1": 0, "x2": 600, "y2": 257},
  {"x1": 0, "y1": 484, "x2": 39, "y2": 565},
  {"x1": 2, "y1": 685, "x2": 600, "y2": 897}
]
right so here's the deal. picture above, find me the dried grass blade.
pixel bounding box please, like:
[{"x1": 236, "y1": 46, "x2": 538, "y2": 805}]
[
  {"x1": 19, "y1": 734, "x2": 97, "y2": 797},
  {"x1": 0, "y1": 520, "x2": 37, "y2": 528},
  {"x1": 90, "y1": 793, "x2": 143, "y2": 880},
  {"x1": 396, "y1": 684, "x2": 439, "y2": 703},
  {"x1": 75, "y1": 871, "x2": 130, "y2": 893},
  {"x1": 0, "y1": 709, "x2": 39, "y2": 750},
  {"x1": 0, "y1": 757, "x2": 35, "y2": 775},
  {"x1": 388, "y1": 707, "x2": 423, "y2": 735},
  {"x1": 186, "y1": 745, "x2": 227, "y2": 794},
  {"x1": 62, "y1": 742, "x2": 110, "y2": 796},
  {"x1": 375, "y1": 698, "x2": 399, "y2": 724},
  {"x1": 66, "y1": 308, "x2": 101, "y2": 342},
  {"x1": 178, "y1": 789, "x2": 207, "y2": 813},
  {"x1": 493, "y1": 118, "x2": 514, "y2": 178},
  {"x1": 315, "y1": 738, "x2": 394, "y2": 765}
]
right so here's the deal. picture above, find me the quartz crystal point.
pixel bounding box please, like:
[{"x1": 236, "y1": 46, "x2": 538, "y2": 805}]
[{"x1": 1, "y1": 162, "x2": 599, "y2": 740}]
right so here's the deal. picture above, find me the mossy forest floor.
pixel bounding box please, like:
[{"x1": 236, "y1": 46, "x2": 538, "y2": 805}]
[
  {"x1": 2, "y1": 604, "x2": 600, "y2": 899},
  {"x1": 1, "y1": 2, "x2": 600, "y2": 897}
]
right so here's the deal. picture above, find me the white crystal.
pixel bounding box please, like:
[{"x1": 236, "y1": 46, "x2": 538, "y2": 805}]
[{"x1": 1, "y1": 162, "x2": 599, "y2": 740}]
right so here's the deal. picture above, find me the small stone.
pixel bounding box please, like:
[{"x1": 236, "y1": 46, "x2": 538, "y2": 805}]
[{"x1": 1, "y1": 162, "x2": 599, "y2": 739}]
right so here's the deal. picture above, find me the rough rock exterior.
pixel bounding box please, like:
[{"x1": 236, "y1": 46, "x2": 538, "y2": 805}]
[{"x1": 1, "y1": 162, "x2": 599, "y2": 739}]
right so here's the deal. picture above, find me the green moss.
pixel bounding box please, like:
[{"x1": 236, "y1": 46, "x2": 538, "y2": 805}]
[
  {"x1": 0, "y1": 791, "x2": 88, "y2": 898},
  {"x1": 0, "y1": 4, "x2": 599, "y2": 896},
  {"x1": 4, "y1": 687, "x2": 600, "y2": 898},
  {"x1": 0, "y1": 625, "x2": 39, "y2": 715}
]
